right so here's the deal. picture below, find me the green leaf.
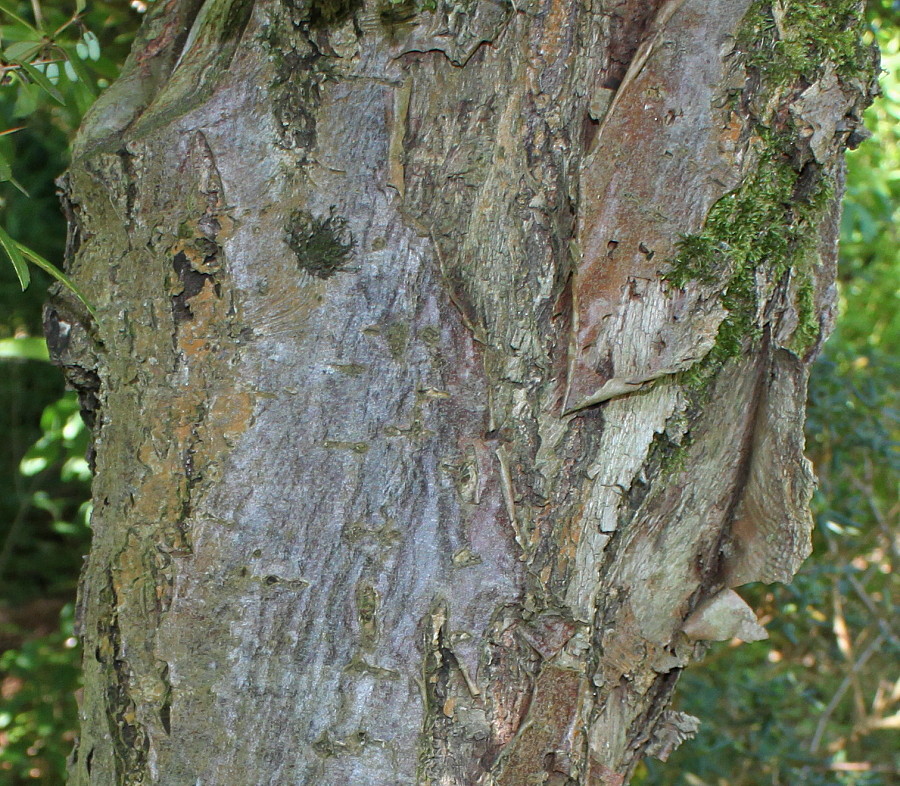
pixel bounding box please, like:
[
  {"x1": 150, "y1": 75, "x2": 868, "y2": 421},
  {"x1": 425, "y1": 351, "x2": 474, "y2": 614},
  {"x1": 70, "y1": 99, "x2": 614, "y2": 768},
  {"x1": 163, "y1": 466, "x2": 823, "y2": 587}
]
[
  {"x1": 0, "y1": 224, "x2": 30, "y2": 289},
  {"x1": 0, "y1": 0, "x2": 41, "y2": 33},
  {"x1": 15, "y1": 242, "x2": 97, "y2": 319},
  {"x1": 61, "y1": 456, "x2": 90, "y2": 482},
  {"x1": 0, "y1": 129, "x2": 29, "y2": 192},
  {"x1": 20, "y1": 450, "x2": 54, "y2": 477},
  {"x1": 0, "y1": 337, "x2": 49, "y2": 361},
  {"x1": 12, "y1": 58, "x2": 66, "y2": 104},
  {"x1": 8, "y1": 175, "x2": 29, "y2": 196},
  {"x1": 3, "y1": 40, "x2": 43, "y2": 60},
  {"x1": 12, "y1": 80, "x2": 40, "y2": 117},
  {"x1": 0, "y1": 149, "x2": 11, "y2": 182}
]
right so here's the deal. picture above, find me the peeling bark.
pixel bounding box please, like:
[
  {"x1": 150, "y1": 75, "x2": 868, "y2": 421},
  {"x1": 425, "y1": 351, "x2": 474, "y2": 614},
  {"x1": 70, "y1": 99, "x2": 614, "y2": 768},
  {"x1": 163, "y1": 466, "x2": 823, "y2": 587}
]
[{"x1": 49, "y1": 0, "x2": 874, "y2": 783}]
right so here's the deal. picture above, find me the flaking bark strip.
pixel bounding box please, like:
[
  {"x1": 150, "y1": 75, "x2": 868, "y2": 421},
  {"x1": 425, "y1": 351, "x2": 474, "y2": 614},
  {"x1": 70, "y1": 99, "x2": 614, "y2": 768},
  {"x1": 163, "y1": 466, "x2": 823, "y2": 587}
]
[{"x1": 566, "y1": 0, "x2": 753, "y2": 412}]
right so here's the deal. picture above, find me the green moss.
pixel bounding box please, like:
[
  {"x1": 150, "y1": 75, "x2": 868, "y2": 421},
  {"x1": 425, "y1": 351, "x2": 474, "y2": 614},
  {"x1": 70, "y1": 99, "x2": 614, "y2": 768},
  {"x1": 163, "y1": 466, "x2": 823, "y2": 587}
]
[
  {"x1": 285, "y1": 208, "x2": 355, "y2": 279},
  {"x1": 343, "y1": 655, "x2": 400, "y2": 679},
  {"x1": 638, "y1": 429, "x2": 693, "y2": 485},
  {"x1": 260, "y1": 16, "x2": 338, "y2": 153},
  {"x1": 668, "y1": 130, "x2": 832, "y2": 385},
  {"x1": 789, "y1": 269, "x2": 821, "y2": 356},
  {"x1": 664, "y1": 1, "x2": 863, "y2": 389},
  {"x1": 739, "y1": 0, "x2": 870, "y2": 83},
  {"x1": 282, "y1": 0, "x2": 438, "y2": 28},
  {"x1": 452, "y1": 548, "x2": 483, "y2": 567}
]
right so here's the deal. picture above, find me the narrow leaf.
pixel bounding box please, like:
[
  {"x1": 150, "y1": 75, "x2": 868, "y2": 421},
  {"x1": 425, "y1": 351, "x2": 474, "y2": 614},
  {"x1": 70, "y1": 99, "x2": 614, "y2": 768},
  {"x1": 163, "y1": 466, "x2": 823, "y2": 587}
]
[
  {"x1": 0, "y1": 0, "x2": 41, "y2": 33},
  {"x1": 15, "y1": 242, "x2": 97, "y2": 319},
  {"x1": 13, "y1": 58, "x2": 66, "y2": 104},
  {"x1": 8, "y1": 175, "x2": 29, "y2": 197},
  {"x1": 0, "y1": 224, "x2": 30, "y2": 289},
  {"x1": 3, "y1": 41, "x2": 43, "y2": 60}
]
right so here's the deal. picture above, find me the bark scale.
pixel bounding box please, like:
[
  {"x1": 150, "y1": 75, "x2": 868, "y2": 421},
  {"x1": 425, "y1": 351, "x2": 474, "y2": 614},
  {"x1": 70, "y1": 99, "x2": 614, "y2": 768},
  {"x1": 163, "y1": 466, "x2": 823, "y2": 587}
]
[{"x1": 47, "y1": 0, "x2": 874, "y2": 783}]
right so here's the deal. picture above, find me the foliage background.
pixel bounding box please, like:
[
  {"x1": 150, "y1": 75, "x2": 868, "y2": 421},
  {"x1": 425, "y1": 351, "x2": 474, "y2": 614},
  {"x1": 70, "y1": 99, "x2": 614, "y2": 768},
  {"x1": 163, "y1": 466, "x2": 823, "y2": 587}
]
[
  {"x1": 0, "y1": 0, "x2": 138, "y2": 780},
  {"x1": 0, "y1": 1, "x2": 896, "y2": 784}
]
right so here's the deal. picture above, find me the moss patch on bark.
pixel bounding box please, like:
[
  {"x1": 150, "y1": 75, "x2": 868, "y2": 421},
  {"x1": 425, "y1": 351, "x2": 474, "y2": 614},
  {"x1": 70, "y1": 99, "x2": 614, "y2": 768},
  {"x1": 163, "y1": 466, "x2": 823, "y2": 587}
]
[{"x1": 285, "y1": 208, "x2": 355, "y2": 279}]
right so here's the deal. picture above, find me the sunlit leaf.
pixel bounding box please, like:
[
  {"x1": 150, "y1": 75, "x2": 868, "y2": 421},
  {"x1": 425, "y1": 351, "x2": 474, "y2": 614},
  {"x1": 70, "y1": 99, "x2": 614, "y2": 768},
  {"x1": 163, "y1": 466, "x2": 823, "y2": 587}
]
[
  {"x1": 61, "y1": 456, "x2": 90, "y2": 482},
  {"x1": 0, "y1": 336, "x2": 49, "y2": 361},
  {"x1": 20, "y1": 454, "x2": 50, "y2": 476},
  {"x1": 51, "y1": 520, "x2": 81, "y2": 535},
  {"x1": 62, "y1": 412, "x2": 84, "y2": 441}
]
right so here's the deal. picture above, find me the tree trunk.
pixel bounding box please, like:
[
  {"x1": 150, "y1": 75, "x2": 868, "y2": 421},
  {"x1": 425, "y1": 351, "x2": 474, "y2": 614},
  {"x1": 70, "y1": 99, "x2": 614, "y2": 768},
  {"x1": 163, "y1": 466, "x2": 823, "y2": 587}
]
[{"x1": 47, "y1": 0, "x2": 873, "y2": 783}]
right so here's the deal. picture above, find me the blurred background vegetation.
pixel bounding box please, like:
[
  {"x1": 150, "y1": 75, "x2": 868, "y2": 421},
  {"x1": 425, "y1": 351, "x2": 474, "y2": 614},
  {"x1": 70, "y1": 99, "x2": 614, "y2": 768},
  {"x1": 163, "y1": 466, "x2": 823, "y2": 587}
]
[
  {"x1": 0, "y1": 0, "x2": 139, "y2": 781},
  {"x1": 0, "y1": 0, "x2": 895, "y2": 784}
]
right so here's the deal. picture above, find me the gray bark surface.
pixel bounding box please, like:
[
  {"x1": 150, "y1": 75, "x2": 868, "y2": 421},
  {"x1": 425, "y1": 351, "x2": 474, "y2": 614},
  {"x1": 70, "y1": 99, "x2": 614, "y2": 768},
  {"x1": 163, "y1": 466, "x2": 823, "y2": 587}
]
[{"x1": 46, "y1": 0, "x2": 873, "y2": 783}]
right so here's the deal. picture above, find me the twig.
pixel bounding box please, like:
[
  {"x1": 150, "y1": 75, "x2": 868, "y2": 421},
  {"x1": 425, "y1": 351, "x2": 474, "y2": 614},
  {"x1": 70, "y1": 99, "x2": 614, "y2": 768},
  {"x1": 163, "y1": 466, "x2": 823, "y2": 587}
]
[
  {"x1": 847, "y1": 572, "x2": 900, "y2": 648},
  {"x1": 810, "y1": 633, "x2": 885, "y2": 754}
]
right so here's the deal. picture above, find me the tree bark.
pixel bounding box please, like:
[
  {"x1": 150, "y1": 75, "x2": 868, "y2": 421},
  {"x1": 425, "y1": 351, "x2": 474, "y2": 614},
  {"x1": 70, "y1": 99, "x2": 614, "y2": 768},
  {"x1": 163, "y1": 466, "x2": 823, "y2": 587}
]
[{"x1": 47, "y1": 0, "x2": 874, "y2": 783}]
